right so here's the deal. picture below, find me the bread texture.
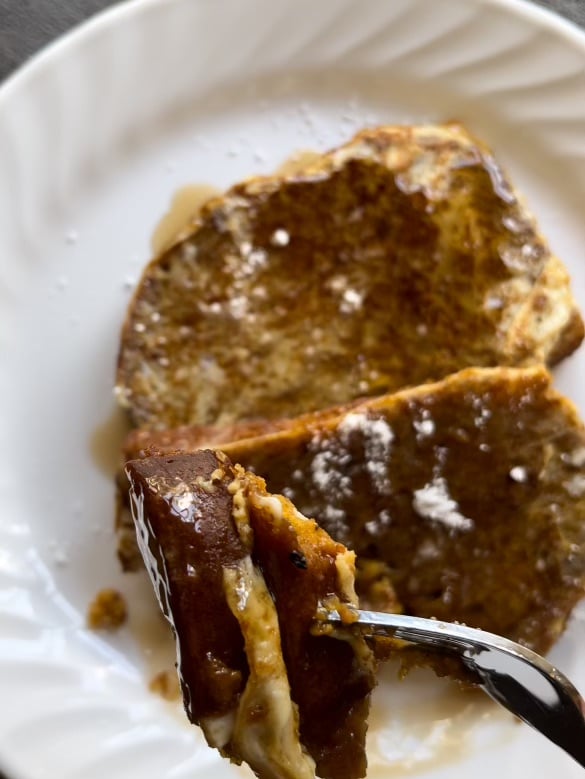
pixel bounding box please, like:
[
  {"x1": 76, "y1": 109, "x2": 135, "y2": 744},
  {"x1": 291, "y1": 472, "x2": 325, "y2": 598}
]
[
  {"x1": 122, "y1": 366, "x2": 585, "y2": 656},
  {"x1": 116, "y1": 124, "x2": 583, "y2": 430},
  {"x1": 126, "y1": 450, "x2": 376, "y2": 779}
]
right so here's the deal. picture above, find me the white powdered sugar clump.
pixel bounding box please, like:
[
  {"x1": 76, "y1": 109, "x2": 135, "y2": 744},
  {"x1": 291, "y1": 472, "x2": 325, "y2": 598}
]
[
  {"x1": 562, "y1": 447, "x2": 585, "y2": 468},
  {"x1": 270, "y1": 228, "x2": 290, "y2": 247},
  {"x1": 484, "y1": 295, "x2": 503, "y2": 311},
  {"x1": 228, "y1": 295, "x2": 248, "y2": 319},
  {"x1": 310, "y1": 448, "x2": 352, "y2": 497},
  {"x1": 509, "y1": 466, "x2": 528, "y2": 483},
  {"x1": 308, "y1": 442, "x2": 353, "y2": 539},
  {"x1": 413, "y1": 477, "x2": 473, "y2": 531},
  {"x1": 340, "y1": 288, "x2": 364, "y2": 313},
  {"x1": 338, "y1": 412, "x2": 394, "y2": 494},
  {"x1": 321, "y1": 504, "x2": 348, "y2": 529},
  {"x1": 413, "y1": 417, "x2": 435, "y2": 437},
  {"x1": 306, "y1": 412, "x2": 394, "y2": 540},
  {"x1": 565, "y1": 474, "x2": 585, "y2": 498}
]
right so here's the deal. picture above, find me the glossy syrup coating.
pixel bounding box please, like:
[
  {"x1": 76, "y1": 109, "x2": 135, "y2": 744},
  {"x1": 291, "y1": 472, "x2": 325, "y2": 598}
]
[
  {"x1": 126, "y1": 450, "x2": 248, "y2": 721},
  {"x1": 116, "y1": 124, "x2": 583, "y2": 430}
]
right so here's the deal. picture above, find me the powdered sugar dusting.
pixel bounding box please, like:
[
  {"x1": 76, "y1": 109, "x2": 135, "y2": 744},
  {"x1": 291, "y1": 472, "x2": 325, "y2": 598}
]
[
  {"x1": 340, "y1": 288, "x2": 364, "y2": 313},
  {"x1": 365, "y1": 510, "x2": 392, "y2": 536},
  {"x1": 270, "y1": 228, "x2": 290, "y2": 247},
  {"x1": 565, "y1": 474, "x2": 585, "y2": 498},
  {"x1": 310, "y1": 448, "x2": 352, "y2": 496},
  {"x1": 413, "y1": 477, "x2": 473, "y2": 531},
  {"x1": 308, "y1": 441, "x2": 353, "y2": 540},
  {"x1": 338, "y1": 412, "x2": 394, "y2": 494},
  {"x1": 228, "y1": 296, "x2": 249, "y2": 319},
  {"x1": 305, "y1": 412, "x2": 394, "y2": 541},
  {"x1": 416, "y1": 539, "x2": 441, "y2": 561},
  {"x1": 509, "y1": 466, "x2": 528, "y2": 483},
  {"x1": 413, "y1": 413, "x2": 435, "y2": 438},
  {"x1": 562, "y1": 447, "x2": 585, "y2": 468}
]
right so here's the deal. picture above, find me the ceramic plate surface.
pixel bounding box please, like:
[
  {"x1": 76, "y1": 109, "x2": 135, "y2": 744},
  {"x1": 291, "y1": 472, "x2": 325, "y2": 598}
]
[{"x1": 1, "y1": 0, "x2": 585, "y2": 777}]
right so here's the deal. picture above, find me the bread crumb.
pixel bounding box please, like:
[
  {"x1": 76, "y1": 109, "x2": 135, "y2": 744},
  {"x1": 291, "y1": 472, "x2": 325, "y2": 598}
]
[
  {"x1": 87, "y1": 588, "x2": 128, "y2": 631},
  {"x1": 149, "y1": 669, "x2": 182, "y2": 701}
]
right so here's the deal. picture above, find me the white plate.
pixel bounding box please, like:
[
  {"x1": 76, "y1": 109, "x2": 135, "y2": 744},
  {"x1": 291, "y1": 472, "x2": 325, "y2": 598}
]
[{"x1": 1, "y1": 0, "x2": 585, "y2": 777}]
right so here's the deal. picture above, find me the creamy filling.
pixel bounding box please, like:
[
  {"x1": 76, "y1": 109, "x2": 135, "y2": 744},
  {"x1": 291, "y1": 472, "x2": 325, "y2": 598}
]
[
  {"x1": 228, "y1": 476, "x2": 254, "y2": 549},
  {"x1": 201, "y1": 710, "x2": 237, "y2": 750},
  {"x1": 251, "y1": 493, "x2": 284, "y2": 521},
  {"x1": 223, "y1": 556, "x2": 316, "y2": 779}
]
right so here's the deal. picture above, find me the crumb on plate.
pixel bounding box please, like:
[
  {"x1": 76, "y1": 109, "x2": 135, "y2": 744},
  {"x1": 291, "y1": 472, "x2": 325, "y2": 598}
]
[{"x1": 87, "y1": 588, "x2": 128, "y2": 630}]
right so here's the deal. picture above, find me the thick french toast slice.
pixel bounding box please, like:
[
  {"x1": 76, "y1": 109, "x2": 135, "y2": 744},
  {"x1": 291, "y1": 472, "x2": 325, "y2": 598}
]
[
  {"x1": 126, "y1": 450, "x2": 376, "y2": 779},
  {"x1": 123, "y1": 367, "x2": 585, "y2": 656},
  {"x1": 116, "y1": 124, "x2": 583, "y2": 429}
]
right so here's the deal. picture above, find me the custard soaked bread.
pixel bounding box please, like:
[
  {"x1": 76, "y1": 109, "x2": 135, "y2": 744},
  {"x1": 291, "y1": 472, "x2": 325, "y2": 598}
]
[
  {"x1": 116, "y1": 124, "x2": 583, "y2": 429},
  {"x1": 123, "y1": 367, "x2": 585, "y2": 656},
  {"x1": 126, "y1": 450, "x2": 376, "y2": 779}
]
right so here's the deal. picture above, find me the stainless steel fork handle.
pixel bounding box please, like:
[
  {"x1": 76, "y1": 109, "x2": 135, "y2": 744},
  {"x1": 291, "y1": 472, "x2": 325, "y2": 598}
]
[{"x1": 326, "y1": 609, "x2": 585, "y2": 770}]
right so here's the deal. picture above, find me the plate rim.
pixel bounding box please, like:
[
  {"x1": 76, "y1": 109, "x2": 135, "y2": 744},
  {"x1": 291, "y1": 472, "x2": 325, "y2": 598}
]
[
  {"x1": 1, "y1": 0, "x2": 585, "y2": 112},
  {"x1": 1, "y1": 1, "x2": 585, "y2": 779}
]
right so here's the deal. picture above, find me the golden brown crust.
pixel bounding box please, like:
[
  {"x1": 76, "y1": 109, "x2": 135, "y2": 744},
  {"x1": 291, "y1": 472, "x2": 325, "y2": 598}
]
[
  {"x1": 547, "y1": 307, "x2": 585, "y2": 366},
  {"x1": 116, "y1": 124, "x2": 582, "y2": 430}
]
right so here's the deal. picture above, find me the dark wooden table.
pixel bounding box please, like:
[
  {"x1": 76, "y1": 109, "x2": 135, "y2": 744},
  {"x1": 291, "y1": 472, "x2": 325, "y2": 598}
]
[{"x1": 0, "y1": 0, "x2": 583, "y2": 777}]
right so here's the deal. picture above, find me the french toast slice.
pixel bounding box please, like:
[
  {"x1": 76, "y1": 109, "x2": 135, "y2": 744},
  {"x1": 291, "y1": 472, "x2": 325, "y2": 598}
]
[
  {"x1": 123, "y1": 367, "x2": 585, "y2": 656},
  {"x1": 126, "y1": 450, "x2": 376, "y2": 779},
  {"x1": 116, "y1": 124, "x2": 583, "y2": 430}
]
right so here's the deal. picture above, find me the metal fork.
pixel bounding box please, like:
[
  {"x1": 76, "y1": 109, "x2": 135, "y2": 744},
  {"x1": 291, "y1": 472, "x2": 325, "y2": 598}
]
[{"x1": 326, "y1": 609, "x2": 585, "y2": 769}]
